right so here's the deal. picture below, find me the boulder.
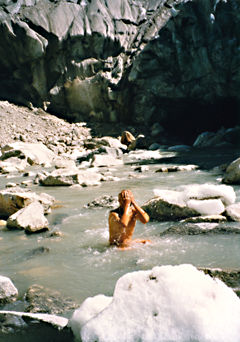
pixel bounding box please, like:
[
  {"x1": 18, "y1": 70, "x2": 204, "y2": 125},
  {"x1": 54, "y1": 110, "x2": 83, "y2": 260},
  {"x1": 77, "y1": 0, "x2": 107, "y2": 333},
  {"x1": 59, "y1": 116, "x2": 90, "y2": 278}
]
[
  {"x1": 225, "y1": 203, "x2": 240, "y2": 222},
  {"x1": 223, "y1": 157, "x2": 240, "y2": 185},
  {"x1": 24, "y1": 284, "x2": 79, "y2": 315},
  {"x1": 142, "y1": 193, "x2": 199, "y2": 221},
  {"x1": 160, "y1": 223, "x2": 240, "y2": 236},
  {"x1": 144, "y1": 184, "x2": 236, "y2": 221},
  {"x1": 0, "y1": 188, "x2": 55, "y2": 218},
  {"x1": 1, "y1": 142, "x2": 57, "y2": 167},
  {"x1": 0, "y1": 276, "x2": 18, "y2": 305},
  {"x1": 0, "y1": 158, "x2": 28, "y2": 174},
  {"x1": 90, "y1": 154, "x2": 123, "y2": 167},
  {"x1": 84, "y1": 195, "x2": 118, "y2": 209},
  {"x1": 70, "y1": 264, "x2": 240, "y2": 342},
  {"x1": 6, "y1": 201, "x2": 49, "y2": 233},
  {"x1": 182, "y1": 215, "x2": 227, "y2": 223},
  {"x1": 39, "y1": 169, "x2": 102, "y2": 186}
]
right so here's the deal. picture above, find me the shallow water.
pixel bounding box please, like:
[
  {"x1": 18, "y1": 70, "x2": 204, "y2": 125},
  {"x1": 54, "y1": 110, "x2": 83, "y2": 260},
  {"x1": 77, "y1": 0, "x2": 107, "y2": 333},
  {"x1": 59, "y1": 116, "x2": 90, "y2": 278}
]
[{"x1": 0, "y1": 148, "x2": 240, "y2": 323}]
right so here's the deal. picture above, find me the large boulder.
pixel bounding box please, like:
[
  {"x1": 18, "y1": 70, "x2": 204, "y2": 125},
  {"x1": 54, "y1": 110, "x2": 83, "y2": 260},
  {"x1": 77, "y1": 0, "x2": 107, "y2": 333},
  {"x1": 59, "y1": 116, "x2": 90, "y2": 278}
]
[
  {"x1": 1, "y1": 142, "x2": 57, "y2": 167},
  {"x1": 0, "y1": 188, "x2": 55, "y2": 218},
  {"x1": 39, "y1": 168, "x2": 102, "y2": 186},
  {"x1": 143, "y1": 184, "x2": 236, "y2": 221},
  {"x1": 70, "y1": 264, "x2": 240, "y2": 342},
  {"x1": 0, "y1": 276, "x2": 18, "y2": 305},
  {"x1": 223, "y1": 157, "x2": 240, "y2": 185},
  {"x1": 6, "y1": 201, "x2": 49, "y2": 233}
]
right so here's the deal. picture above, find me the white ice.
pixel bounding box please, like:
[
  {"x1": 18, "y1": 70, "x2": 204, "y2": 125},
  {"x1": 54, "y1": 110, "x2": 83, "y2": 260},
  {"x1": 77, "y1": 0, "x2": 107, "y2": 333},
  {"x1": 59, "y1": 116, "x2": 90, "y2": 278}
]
[{"x1": 70, "y1": 264, "x2": 240, "y2": 342}]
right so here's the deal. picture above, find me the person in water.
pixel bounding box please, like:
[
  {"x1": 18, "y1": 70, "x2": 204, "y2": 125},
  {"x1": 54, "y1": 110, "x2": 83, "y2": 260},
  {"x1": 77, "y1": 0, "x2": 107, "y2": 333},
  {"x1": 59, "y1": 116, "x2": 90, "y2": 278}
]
[{"x1": 109, "y1": 189, "x2": 150, "y2": 248}]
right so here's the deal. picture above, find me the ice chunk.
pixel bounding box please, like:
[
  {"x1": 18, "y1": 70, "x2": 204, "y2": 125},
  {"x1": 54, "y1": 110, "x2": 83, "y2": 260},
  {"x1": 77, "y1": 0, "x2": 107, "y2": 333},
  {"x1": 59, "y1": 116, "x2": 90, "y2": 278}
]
[
  {"x1": 186, "y1": 199, "x2": 225, "y2": 215},
  {"x1": 180, "y1": 183, "x2": 236, "y2": 206},
  {"x1": 70, "y1": 264, "x2": 240, "y2": 342}
]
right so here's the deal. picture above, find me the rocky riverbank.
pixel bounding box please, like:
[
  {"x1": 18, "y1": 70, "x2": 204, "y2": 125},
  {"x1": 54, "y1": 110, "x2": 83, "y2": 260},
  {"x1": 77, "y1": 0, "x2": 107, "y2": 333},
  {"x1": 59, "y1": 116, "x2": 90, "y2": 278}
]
[{"x1": 0, "y1": 99, "x2": 240, "y2": 340}]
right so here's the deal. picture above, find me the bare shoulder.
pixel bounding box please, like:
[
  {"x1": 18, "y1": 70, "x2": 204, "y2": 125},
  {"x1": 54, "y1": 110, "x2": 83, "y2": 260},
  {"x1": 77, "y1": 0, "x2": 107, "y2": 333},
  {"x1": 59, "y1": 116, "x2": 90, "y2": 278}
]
[{"x1": 109, "y1": 211, "x2": 120, "y2": 222}]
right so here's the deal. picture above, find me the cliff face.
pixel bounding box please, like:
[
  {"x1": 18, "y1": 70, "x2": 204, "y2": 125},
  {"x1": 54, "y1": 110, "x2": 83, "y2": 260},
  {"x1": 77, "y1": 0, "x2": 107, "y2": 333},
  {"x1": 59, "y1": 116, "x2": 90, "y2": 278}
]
[{"x1": 0, "y1": 0, "x2": 239, "y2": 141}]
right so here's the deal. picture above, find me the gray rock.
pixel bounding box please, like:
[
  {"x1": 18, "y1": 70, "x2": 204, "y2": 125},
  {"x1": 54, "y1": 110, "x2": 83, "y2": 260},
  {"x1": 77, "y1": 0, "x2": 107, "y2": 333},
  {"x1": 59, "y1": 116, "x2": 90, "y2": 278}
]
[
  {"x1": 225, "y1": 203, "x2": 240, "y2": 222},
  {"x1": 160, "y1": 222, "x2": 240, "y2": 236},
  {"x1": 1, "y1": 142, "x2": 57, "y2": 167},
  {"x1": 223, "y1": 157, "x2": 240, "y2": 185},
  {"x1": 39, "y1": 168, "x2": 102, "y2": 186},
  {"x1": 0, "y1": 188, "x2": 55, "y2": 218},
  {"x1": 24, "y1": 284, "x2": 79, "y2": 315},
  {"x1": 0, "y1": 276, "x2": 18, "y2": 305},
  {"x1": 182, "y1": 215, "x2": 227, "y2": 223},
  {"x1": 142, "y1": 196, "x2": 199, "y2": 221},
  {"x1": 90, "y1": 154, "x2": 123, "y2": 167},
  {"x1": 85, "y1": 195, "x2": 118, "y2": 209},
  {"x1": 6, "y1": 201, "x2": 49, "y2": 233}
]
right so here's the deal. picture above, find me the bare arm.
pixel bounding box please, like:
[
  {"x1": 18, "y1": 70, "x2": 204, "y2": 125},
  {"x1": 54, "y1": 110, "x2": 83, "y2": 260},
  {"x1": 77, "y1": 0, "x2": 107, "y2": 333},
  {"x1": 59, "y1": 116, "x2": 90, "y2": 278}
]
[{"x1": 131, "y1": 199, "x2": 149, "y2": 224}]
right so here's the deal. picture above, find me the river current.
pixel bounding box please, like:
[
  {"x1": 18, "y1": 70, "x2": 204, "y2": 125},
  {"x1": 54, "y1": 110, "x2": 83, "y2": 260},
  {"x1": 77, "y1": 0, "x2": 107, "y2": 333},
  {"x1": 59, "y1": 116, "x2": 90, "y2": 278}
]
[{"x1": 0, "y1": 147, "x2": 240, "y2": 338}]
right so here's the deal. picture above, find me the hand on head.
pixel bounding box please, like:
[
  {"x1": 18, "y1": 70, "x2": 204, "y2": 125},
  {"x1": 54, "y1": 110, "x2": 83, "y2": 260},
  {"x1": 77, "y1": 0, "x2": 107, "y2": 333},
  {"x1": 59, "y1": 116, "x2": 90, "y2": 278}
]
[{"x1": 118, "y1": 189, "x2": 134, "y2": 207}]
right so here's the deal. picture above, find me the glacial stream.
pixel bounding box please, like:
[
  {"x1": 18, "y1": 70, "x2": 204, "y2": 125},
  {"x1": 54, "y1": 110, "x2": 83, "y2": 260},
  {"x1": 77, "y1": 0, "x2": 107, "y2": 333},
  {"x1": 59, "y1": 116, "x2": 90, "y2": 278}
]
[{"x1": 0, "y1": 147, "x2": 240, "y2": 338}]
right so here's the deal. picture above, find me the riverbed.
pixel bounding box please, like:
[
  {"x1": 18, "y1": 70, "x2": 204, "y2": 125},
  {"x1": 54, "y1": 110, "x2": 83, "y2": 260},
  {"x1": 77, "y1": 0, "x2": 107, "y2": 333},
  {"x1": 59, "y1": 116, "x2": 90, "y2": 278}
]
[{"x1": 0, "y1": 147, "x2": 239, "y2": 326}]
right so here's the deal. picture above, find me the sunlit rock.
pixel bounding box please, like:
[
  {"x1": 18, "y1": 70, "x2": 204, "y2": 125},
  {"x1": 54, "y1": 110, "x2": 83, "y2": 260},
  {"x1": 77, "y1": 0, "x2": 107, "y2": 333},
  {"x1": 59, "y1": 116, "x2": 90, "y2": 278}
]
[
  {"x1": 225, "y1": 203, "x2": 240, "y2": 222},
  {"x1": 0, "y1": 276, "x2": 18, "y2": 305},
  {"x1": 70, "y1": 264, "x2": 240, "y2": 342},
  {"x1": 39, "y1": 168, "x2": 101, "y2": 186},
  {"x1": 6, "y1": 201, "x2": 49, "y2": 233},
  {"x1": 0, "y1": 188, "x2": 55, "y2": 218},
  {"x1": 1, "y1": 142, "x2": 57, "y2": 167}
]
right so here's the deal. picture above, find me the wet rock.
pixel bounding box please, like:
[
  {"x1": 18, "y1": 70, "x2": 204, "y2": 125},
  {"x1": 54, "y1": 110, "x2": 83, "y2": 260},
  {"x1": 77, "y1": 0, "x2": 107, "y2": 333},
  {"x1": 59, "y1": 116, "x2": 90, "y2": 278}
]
[
  {"x1": 0, "y1": 276, "x2": 18, "y2": 305},
  {"x1": 223, "y1": 157, "x2": 240, "y2": 185},
  {"x1": 182, "y1": 215, "x2": 227, "y2": 223},
  {"x1": 134, "y1": 165, "x2": 149, "y2": 172},
  {"x1": 39, "y1": 169, "x2": 101, "y2": 186},
  {"x1": 199, "y1": 268, "x2": 240, "y2": 297},
  {"x1": 6, "y1": 202, "x2": 49, "y2": 233},
  {"x1": 160, "y1": 222, "x2": 240, "y2": 236},
  {"x1": 167, "y1": 145, "x2": 192, "y2": 152},
  {"x1": 193, "y1": 127, "x2": 240, "y2": 148},
  {"x1": 142, "y1": 193, "x2": 199, "y2": 221},
  {"x1": 26, "y1": 246, "x2": 50, "y2": 257},
  {"x1": 225, "y1": 203, "x2": 240, "y2": 222},
  {"x1": 0, "y1": 188, "x2": 55, "y2": 218},
  {"x1": 85, "y1": 195, "x2": 118, "y2": 209},
  {"x1": 24, "y1": 284, "x2": 79, "y2": 315},
  {"x1": 156, "y1": 165, "x2": 198, "y2": 172}
]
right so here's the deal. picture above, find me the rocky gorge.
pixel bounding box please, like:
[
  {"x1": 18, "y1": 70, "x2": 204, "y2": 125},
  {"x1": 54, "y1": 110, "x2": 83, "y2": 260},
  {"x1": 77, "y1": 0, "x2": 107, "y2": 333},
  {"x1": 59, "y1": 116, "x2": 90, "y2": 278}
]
[
  {"x1": 0, "y1": 0, "x2": 240, "y2": 143},
  {"x1": 0, "y1": 99, "x2": 239, "y2": 340},
  {"x1": 0, "y1": 0, "x2": 240, "y2": 340}
]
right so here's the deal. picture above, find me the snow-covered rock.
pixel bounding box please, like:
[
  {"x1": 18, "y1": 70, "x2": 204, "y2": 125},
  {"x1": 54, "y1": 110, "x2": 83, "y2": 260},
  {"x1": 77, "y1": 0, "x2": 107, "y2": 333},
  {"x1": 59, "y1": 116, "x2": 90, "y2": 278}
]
[
  {"x1": 70, "y1": 264, "x2": 240, "y2": 342},
  {"x1": 146, "y1": 184, "x2": 236, "y2": 221}
]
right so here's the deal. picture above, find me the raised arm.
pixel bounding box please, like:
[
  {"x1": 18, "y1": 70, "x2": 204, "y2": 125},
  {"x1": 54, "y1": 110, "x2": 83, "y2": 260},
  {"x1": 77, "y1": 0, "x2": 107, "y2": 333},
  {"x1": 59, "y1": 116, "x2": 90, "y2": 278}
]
[{"x1": 131, "y1": 198, "x2": 149, "y2": 224}]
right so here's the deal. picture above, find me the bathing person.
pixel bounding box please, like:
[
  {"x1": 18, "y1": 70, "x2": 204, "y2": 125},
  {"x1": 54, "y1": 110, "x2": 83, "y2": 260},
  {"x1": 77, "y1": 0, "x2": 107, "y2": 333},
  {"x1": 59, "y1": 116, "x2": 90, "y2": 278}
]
[{"x1": 109, "y1": 189, "x2": 150, "y2": 248}]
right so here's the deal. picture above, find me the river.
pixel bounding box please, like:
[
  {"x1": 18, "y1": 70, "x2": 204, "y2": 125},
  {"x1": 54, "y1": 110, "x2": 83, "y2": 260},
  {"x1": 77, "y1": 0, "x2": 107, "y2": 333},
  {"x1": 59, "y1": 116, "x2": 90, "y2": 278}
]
[{"x1": 0, "y1": 147, "x2": 240, "y2": 340}]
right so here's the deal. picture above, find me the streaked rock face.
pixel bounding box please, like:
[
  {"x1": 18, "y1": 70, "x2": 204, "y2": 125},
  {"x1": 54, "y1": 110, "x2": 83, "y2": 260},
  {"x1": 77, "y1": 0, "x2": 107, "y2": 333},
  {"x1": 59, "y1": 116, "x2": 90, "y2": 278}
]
[{"x1": 0, "y1": 0, "x2": 239, "y2": 141}]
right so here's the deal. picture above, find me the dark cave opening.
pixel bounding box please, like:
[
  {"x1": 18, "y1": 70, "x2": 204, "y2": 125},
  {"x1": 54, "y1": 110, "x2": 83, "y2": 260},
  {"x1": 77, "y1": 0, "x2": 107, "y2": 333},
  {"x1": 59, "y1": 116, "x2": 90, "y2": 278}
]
[{"x1": 159, "y1": 97, "x2": 240, "y2": 144}]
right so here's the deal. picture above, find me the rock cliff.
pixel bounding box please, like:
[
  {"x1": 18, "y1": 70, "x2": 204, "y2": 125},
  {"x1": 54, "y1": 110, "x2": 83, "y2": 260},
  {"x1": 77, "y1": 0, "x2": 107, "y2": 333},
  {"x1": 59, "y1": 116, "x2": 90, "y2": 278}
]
[{"x1": 0, "y1": 0, "x2": 239, "y2": 142}]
